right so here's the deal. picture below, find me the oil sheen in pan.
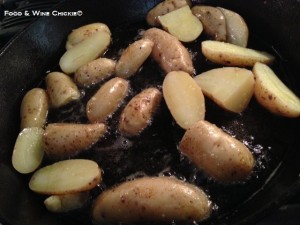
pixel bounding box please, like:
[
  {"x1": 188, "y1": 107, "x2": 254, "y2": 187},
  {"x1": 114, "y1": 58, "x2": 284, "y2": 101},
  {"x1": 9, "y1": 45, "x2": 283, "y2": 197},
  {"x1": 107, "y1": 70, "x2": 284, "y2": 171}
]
[{"x1": 45, "y1": 21, "x2": 289, "y2": 224}]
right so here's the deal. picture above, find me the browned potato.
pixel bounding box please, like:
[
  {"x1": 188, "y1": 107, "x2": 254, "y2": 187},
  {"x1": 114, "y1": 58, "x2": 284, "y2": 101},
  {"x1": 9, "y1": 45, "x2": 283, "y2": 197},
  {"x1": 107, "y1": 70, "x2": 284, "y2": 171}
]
[
  {"x1": 74, "y1": 58, "x2": 116, "y2": 87},
  {"x1": 44, "y1": 123, "x2": 106, "y2": 159},
  {"x1": 66, "y1": 23, "x2": 111, "y2": 49},
  {"x1": 253, "y1": 62, "x2": 300, "y2": 117},
  {"x1": 45, "y1": 72, "x2": 80, "y2": 108},
  {"x1": 86, "y1": 77, "x2": 129, "y2": 123},
  {"x1": 146, "y1": 0, "x2": 191, "y2": 26},
  {"x1": 143, "y1": 28, "x2": 194, "y2": 75},
  {"x1": 218, "y1": 7, "x2": 249, "y2": 47},
  {"x1": 116, "y1": 39, "x2": 154, "y2": 78},
  {"x1": 192, "y1": 5, "x2": 227, "y2": 41},
  {"x1": 194, "y1": 67, "x2": 255, "y2": 113},
  {"x1": 20, "y1": 88, "x2": 49, "y2": 130},
  {"x1": 29, "y1": 159, "x2": 101, "y2": 195},
  {"x1": 92, "y1": 176, "x2": 211, "y2": 224},
  {"x1": 180, "y1": 120, "x2": 255, "y2": 182},
  {"x1": 202, "y1": 40, "x2": 275, "y2": 67},
  {"x1": 119, "y1": 88, "x2": 162, "y2": 136}
]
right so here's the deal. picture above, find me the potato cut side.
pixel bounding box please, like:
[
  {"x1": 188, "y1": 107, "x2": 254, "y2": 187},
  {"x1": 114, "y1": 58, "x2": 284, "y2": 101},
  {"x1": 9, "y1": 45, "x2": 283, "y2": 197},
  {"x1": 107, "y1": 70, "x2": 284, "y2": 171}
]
[
  {"x1": 12, "y1": 127, "x2": 44, "y2": 174},
  {"x1": 163, "y1": 71, "x2": 205, "y2": 129},
  {"x1": 192, "y1": 5, "x2": 226, "y2": 42},
  {"x1": 44, "y1": 192, "x2": 89, "y2": 213},
  {"x1": 253, "y1": 62, "x2": 300, "y2": 117},
  {"x1": 29, "y1": 159, "x2": 101, "y2": 195},
  {"x1": 194, "y1": 67, "x2": 255, "y2": 113},
  {"x1": 60, "y1": 30, "x2": 111, "y2": 74},
  {"x1": 218, "y1": 7, "x2": 249, "y2": 47},
  {"x1": 202, "y1": 40, "x2": 275, "y2": 67},
  {"x1": 159, "y1": 5, "x2": 203, "y2": 42}
]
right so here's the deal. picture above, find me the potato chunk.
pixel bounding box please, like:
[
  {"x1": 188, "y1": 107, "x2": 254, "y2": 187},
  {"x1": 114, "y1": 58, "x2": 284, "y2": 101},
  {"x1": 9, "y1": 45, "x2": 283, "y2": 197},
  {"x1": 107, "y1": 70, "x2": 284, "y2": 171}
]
[
  {"x1": 12, "y1": 127, "x2": 44, "y2": 174},
  {"x1": 180, "y1": 120, "x2": 255, "y2": 182},
  {"x1": 194, "y1": 67, "x2": 255, "y2": 113},
  {"x1": 159, "y1": 6, "x2": 203, "y2": 42},
  {"x1": 163, "y1": 71, "x2": 205, "y2": 129},
  {"x1": 253, "y1": 62, "x2": 300, "y2": 117},
  {"x1": 92, "y1": 177, "x2": 211, "y2": 224},
  {"x1": 44, "y1": 123, "x2": 106, "y2": 160},
  {"x1": 192, "y1": 5, "x2": 226, "y2": 41},
  {"x1": 29, "y1": 159, "x2": 101, "y2": 195},
  {"x1": 201, "y1": 40, "x2": 275, "y2": 67}
]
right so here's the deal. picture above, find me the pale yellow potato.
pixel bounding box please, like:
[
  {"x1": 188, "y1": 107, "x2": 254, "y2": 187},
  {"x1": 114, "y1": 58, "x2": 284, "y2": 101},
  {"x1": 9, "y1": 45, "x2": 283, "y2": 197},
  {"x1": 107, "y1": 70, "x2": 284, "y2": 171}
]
[
  {"x1": 92, "y1": 176, "x2": 211, "y2": 224},
  {"x1": 218, "y1": 7, "x2": 249, "y2": 47},
  {"x1": 60, "y1": 30, "x2": 111, "y2": 74},
  {"x1": 159, "y1": 6, "x2": 203, "y2": 42},
  {"x1": 44, "y1": 123, "x2": 106, "y2": 159},
  {"x1": 44, "y1": 192, "x2": 89, "y2": 213},
  {"x1": 74, "y1": 58, "x2": 116, "y2": 87},
  {"x1": 194, "y1": 67, "x2": 255, "y2": 113},
  {"x1": 20, "y1": 88, "x2": 49, "y2": 130},
  {"x1": 116, "y1": 39, "x2": 154, "y2": 78},
  {"x1": 143, "y1": 28, "x2": 194, "y2": 75},
  {"x1": 119, "y1": 88, "x2": 162, "y2": 136},
  {"x1": 192, "y1": 5, "x2": 226, "y2": 41},
  {"x1": 45, "y1": 72, "x2": 80, "y2": 108},
  {"x1": 253, "y1": 62, "x2": 300, "y2": 117},
  {"x1": 29, "y1": 159, "x2": 101, "y2": 195},
  {"x1": 201, "y1": 40, "x2": 275, "y2": 67},
  {"x1": 180, "y1": 120, "x2": 255, "y2": 182},
  {"x1": 86, "y1": 77, "x2": 129, "y2": 123},
  {"x1": 163, "y1": 71, "x2": 205, "y2": 129},
  {"x1": 146, "y1": 0, "x2": 191, "y2": 26},
  {"x1": 12, "y1": 127, "x2": 44, "y2": 174},
  {"x1": 66, "y1": 23, "x2": 111, "y2": 50}
]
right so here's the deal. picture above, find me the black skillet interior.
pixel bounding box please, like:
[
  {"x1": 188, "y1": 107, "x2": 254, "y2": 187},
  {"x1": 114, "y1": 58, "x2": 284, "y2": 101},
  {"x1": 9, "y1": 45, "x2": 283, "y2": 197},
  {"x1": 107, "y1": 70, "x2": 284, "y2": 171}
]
[{"x1": 0, "y1": 0, "x2": 299, "y2": 225}]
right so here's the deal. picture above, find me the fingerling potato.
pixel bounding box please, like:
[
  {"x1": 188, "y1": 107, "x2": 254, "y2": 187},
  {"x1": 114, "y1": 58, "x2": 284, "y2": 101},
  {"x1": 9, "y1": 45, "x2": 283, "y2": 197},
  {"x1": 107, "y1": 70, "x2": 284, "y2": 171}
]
[
  {"x1": 253, "y1": 62, "x2": 300, "y2": 117},
  {"x1": 119, "y1": 87, "x2": 162, "y2": 136},
  {"x1": 44, "y1": 123, "x2": 106, "y2": 159},
  {"x1": 146, "y1": 0, "x2": 191, "y2": 26},
  {"x1": 66, "y1": 23, "x2": 111, "y2": 50},
  {"x1": 86, "y1": 77, "x2": 129, "y2": 123},
  {"x1": 179, "y1": 120, "x2": 255, "y2": 182},
  {"x1": 20, "y1": 88, "x2": 49, "y2": 130},
  {"x1": 44, "y1": 192, "x2": 89, "y2": 213},
  {"x1": 92, "y1": 176, "x2": 211, "y2": 224},
  {"x1": 143, "y1": 28, "x2": 194, "y2": 75},
  {"x1": 201, "y1": 40, "x2": 275, "y2": 67},
  {"x1": 163, "y1": 71, "x2": 205, "y2": 129},
  {"x1": 45, "y1": 72, "x2": 80, "y2": 108},
  {"x1": 74, "y1": 58, "x2": 116, "y2": 87},
  {"x1": 29, "y1": 159, "x2": 101, "y2": 195},
  {"x1": 116, "y1": 39, "x2": 154, "y2": 78}
]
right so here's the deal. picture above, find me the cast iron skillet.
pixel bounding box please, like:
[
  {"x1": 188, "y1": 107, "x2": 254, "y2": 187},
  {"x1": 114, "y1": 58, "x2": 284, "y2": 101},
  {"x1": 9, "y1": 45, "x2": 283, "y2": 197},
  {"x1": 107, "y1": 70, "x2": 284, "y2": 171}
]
[{"x1": 0, "y1": 0, "x2": 299, "y2": 225}]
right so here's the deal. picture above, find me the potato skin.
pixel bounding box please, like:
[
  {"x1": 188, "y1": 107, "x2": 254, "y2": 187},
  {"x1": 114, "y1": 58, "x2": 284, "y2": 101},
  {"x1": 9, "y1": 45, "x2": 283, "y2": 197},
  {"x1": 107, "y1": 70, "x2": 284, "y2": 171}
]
[
  {"x1": 143, "y1": 28, "x2": 194, "y2": 75},
  {"x1": 92, "y1": 176, "x2": 211, "y2": 224},
  {"x1": 116, "y1": 39, "x2": 154, "y2": 78},
  {"x1": 86, "y1": 77, "x2": 129, "y2": 123},
  {"x1": 146, "y1": 0, "x2": 190, "y2": 26},
  {"x1": 179, "y1": 120, "x2": 255, "y2": 182},
  {"x1": 74, "y1": 58, "x2": 116, "y2": 87},
  {"x1": 44, "y1": 123, "x2": 106, "y2": 159},
  {"x1": 119, "y1": 88, "x2": 162, "y2": 136},
  {"x1": 20, "y1": 88, "x2": 49, "y2": 130}
]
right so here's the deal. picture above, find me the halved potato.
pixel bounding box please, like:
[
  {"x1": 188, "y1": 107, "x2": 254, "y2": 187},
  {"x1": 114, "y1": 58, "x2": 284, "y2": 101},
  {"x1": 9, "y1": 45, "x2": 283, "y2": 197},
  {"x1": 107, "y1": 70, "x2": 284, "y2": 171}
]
[
  {"x1": 192, "y1": 5, "x2": 226, "y2": 41},
  {"x1": 202, "y1": 40, "x2": 275, "y2": 67},
  {"x1": 253, "y1": 62, "x2": 300, "y2": 117},
  {"x1": 158, "y1": 5, "x2": 203, "y2": 42},
  {"x1": 194, "y1": 67, "x2": 255, "y2": 113},
  {"x1": 29, "y1": 159, "x2": 101, "y2": 195}
]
